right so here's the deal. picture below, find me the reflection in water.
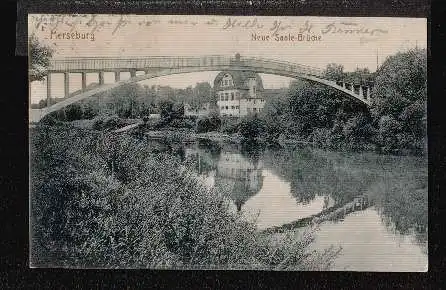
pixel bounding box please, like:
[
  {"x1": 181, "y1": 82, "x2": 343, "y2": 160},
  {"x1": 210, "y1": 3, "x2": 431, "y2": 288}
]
[
  {"x1": 311, "y1": 207, "x2": 427, "y2": 271},
  {"x1": 215, "y1": 149, "x2": 264, "y2": 211},
  {"x1": 148, "y1": 138, "x2": 427, "y2": 270},
  {"x1": 243, "y1": 170, "x2": 333, "y2": 229}
]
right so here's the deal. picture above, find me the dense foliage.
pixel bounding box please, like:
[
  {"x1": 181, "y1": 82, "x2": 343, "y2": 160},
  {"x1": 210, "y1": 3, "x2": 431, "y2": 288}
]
[
  {"x1": 29, "y1": 34, "x2": 53, "y2": 82},
  {"x1": 370, "y1": 48, "x2": 427, "y2": 154},
  {"x1": 30, "y1": 126, "x2": 340, "y2": 269},
  {"x1": 256, "y1": 48, "x2": 426, "y2": 155}
]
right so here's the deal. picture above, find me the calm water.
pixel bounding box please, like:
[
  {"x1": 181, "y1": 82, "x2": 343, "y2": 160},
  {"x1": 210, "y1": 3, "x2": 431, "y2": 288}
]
[{"x1": 149, "y1": 139, "x2": 428, "y2": 271}]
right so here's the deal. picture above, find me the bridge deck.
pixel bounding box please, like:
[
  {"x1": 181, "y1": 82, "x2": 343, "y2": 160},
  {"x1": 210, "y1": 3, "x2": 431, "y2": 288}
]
[
  {"x1": 30, "y1": 55, "x2": 371, "y2": 123},
  {"x1": 48, "y1": 56, "x2": 324, "y2": 77}
]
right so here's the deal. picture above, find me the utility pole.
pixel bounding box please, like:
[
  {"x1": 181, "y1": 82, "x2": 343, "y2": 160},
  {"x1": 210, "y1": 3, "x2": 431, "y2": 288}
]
[{"x1": 376, "y1": 47, "x2": 379, "y2": 72}]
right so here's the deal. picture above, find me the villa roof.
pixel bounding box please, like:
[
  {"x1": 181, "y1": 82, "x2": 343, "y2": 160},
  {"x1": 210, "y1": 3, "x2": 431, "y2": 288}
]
[{"x1": 214, "y1": 71, "x2": 264, "y2": 91}]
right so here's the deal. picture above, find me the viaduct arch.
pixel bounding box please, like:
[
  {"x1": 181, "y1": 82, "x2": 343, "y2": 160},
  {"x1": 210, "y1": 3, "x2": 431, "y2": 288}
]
[{"x1": 29, "y1": 55, "x2": 372, "y2": 123}]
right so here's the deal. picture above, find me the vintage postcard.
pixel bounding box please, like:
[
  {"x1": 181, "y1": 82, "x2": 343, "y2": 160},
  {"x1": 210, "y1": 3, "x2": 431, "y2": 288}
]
[{"x1": 28, "y1": 14, "x2": 427, "y2": 271}]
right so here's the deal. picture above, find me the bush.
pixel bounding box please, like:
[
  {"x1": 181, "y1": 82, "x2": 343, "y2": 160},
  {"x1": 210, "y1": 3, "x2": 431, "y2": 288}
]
[
  {"x1": 169, "y1": 118, "x2": 195, "y2": 129},
  {"x1": 92, "y1": 115, "x2": 125, "y2": 131},
  {"x1": 220, "y1": 118, "x2": 240, "y2": 134},
  {"x1": 238, "y1": 116, "x2": 266, "y2": 140},
  {"x1": 65, "y1": 104, "x2": 84, "y2": 121},
  {"x1": 196, "y1": 116, "x2": 221, "y2": 133}
]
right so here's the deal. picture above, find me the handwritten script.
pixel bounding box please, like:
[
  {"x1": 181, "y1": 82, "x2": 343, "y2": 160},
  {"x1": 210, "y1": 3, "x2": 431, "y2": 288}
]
[{"x1": 30, "y1": 15, "x2": 389, "y2": 38}]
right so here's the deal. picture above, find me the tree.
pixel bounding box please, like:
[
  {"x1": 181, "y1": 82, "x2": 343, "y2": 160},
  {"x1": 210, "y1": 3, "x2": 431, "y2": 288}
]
[
  {"x1": 323, "y1": 63, "x2": 344, "y2": 81},
  {"x1": 29, "y1": 34, "x2": 53, "y2": 82},
  {"x1": 371, "y1": 48, "x2": 427, "y2": 154},
  {"x1": 159, "y1": 100, "x2": 174, "y2": 120},
  {"x1": 287, "y1": 80, "x2": 341, "y2": 137},
  {"x1": 344, "y1": 67, "x2": 375, "y2": 86},
  {"x1": 194, "y1": 82, "x2": 213, "y2": 104}
]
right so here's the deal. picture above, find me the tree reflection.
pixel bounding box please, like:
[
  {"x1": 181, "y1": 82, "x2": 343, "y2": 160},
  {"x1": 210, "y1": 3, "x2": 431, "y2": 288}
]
[
  {"x1": 153, "y1": 137, "x2": 427, "y2": 246},
  {"x1": 372, "y1": 173, "x2": 428, "y2": 244}
]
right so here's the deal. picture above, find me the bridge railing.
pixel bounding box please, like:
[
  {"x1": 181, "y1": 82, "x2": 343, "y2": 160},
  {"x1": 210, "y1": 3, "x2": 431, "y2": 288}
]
[
  {"x1": 49, "y1": 55, "x2": 324, "y2": 77},
  {"x1": 49, "y1": 56, "x2": 233, "y2": 71},
  {"x1": 237, "y1": 56, "x2": 323, "y2": 77}
]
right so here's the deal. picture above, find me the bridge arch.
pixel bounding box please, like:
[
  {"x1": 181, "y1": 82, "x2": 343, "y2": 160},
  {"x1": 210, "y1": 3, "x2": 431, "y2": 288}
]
[{"x1": 29, "y1": 56, "x2": 372, "y2": 123}]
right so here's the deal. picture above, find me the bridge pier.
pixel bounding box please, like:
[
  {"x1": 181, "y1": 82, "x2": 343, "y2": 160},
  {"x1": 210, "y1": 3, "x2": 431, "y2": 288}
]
[
  {"x1": 64, "y1": 72, "x2": 70, "y2": 98},
  {"x1": 130, "y1": 69, "x2": 136, "y2": 78},
  {"x1": 81, "y1": 72, "x2": 87, "y2": 91},
  {"x1": 46, "y1": 73, "x2": 51, "y2": 107},
  {"x1": 99, "y1": 71, "x2": 104, "y2": 85}
]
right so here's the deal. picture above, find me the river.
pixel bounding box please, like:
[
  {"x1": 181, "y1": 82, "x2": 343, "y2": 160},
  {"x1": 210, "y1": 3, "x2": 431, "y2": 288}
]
[{"x1": 147, "y1": 138, "x2": 428, "y2": 271}]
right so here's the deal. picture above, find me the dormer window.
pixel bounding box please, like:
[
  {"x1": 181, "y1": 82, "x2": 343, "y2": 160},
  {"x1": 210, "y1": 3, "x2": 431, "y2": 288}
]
[{"x1": 222, "y1": 74, "x2": 234, "y2": 87}]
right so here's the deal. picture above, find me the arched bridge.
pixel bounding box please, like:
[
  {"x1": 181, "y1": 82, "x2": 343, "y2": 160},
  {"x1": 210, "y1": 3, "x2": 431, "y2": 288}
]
[{"x1": 29, "y1": 54, "x2": 372, "y2": 123}]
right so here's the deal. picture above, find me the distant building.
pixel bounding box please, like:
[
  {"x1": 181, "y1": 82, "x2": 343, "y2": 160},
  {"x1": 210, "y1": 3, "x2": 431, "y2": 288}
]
[{"x1": 214, "y1": 71, "x2": 266, "y2": 117}]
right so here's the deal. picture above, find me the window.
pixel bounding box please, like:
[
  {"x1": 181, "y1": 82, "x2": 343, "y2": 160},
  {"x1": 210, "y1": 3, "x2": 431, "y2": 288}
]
[
  {"x1": 253, "y1": 108, "x2": 257, "y2": 112},
  {"x1": 253, "y1": 86, "x2": 256, "y2": 95},
  {"x1": 225, "y1": 106, "x2": 228, "y2": 110},
  {"x1": 236, "y1": 91, "x2": 240, "y2": 99},
  {"x1": 231, "y1": 106, "x2": 235, "y2": 109},
  {"x1": 222, "y1": 74, "x2": 233, "y2": 88},
  {"x1": 231, "y1": 92, "x2": 234, "y2": 100},
  {"x1": 235, "y1": 106, "x2": 239, "y2": 109},
  {"x1": 225, "y1": 93, "x2": 228, "y2": 101},
  {"x1": 254, "y1": 99, "x2": 256, "y2": 104}
]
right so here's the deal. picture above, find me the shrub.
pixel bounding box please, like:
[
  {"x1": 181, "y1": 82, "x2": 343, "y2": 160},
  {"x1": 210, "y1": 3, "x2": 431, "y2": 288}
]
[
  {"x1": 169, "y1": 118, "x2": 195, "y2": 129},
  {"x1": 196, "y1": 116, "x2": 221, "y2": 133},
  {"x1": 238, "y1": 116, "x2": 266, "y2": 140},
  {"x1": 92, "y1": 115, "x2": 125, "y2": 131},
  {"x1": 220, "y1": 118, "x2": 240, "y2": 134},
  {"x1": 65, "y1": 104, "x2": 84, "y2": 121}
]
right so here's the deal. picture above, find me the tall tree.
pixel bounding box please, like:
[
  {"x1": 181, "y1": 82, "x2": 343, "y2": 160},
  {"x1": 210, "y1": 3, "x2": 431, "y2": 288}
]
[
  {"x1": 29, "y1": 34, "x2": 53, "y2": 82},
  {"x1": 371, "y1": 48, "x2": 427, "y2": 153}
]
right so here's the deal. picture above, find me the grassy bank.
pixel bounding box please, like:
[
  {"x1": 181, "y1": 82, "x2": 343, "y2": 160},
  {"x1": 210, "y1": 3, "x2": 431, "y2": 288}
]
[{"x1": 30, "y1": 125, "x2": 340, "y2": 269}]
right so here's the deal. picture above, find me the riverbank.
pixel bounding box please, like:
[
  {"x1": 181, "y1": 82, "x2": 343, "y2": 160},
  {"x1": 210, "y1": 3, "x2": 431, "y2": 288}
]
[
  {"x1": 43, "y1": 116, "x2": 425, "y2": 157},
  {"x1": 29, "y1": 125, "x2": 341, "y2": 269}
]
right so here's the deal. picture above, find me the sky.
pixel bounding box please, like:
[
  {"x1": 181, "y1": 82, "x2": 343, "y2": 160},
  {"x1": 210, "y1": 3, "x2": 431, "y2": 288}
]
[{"x1": 29, "y1": 14, "x2": 427, "y2": 104}]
